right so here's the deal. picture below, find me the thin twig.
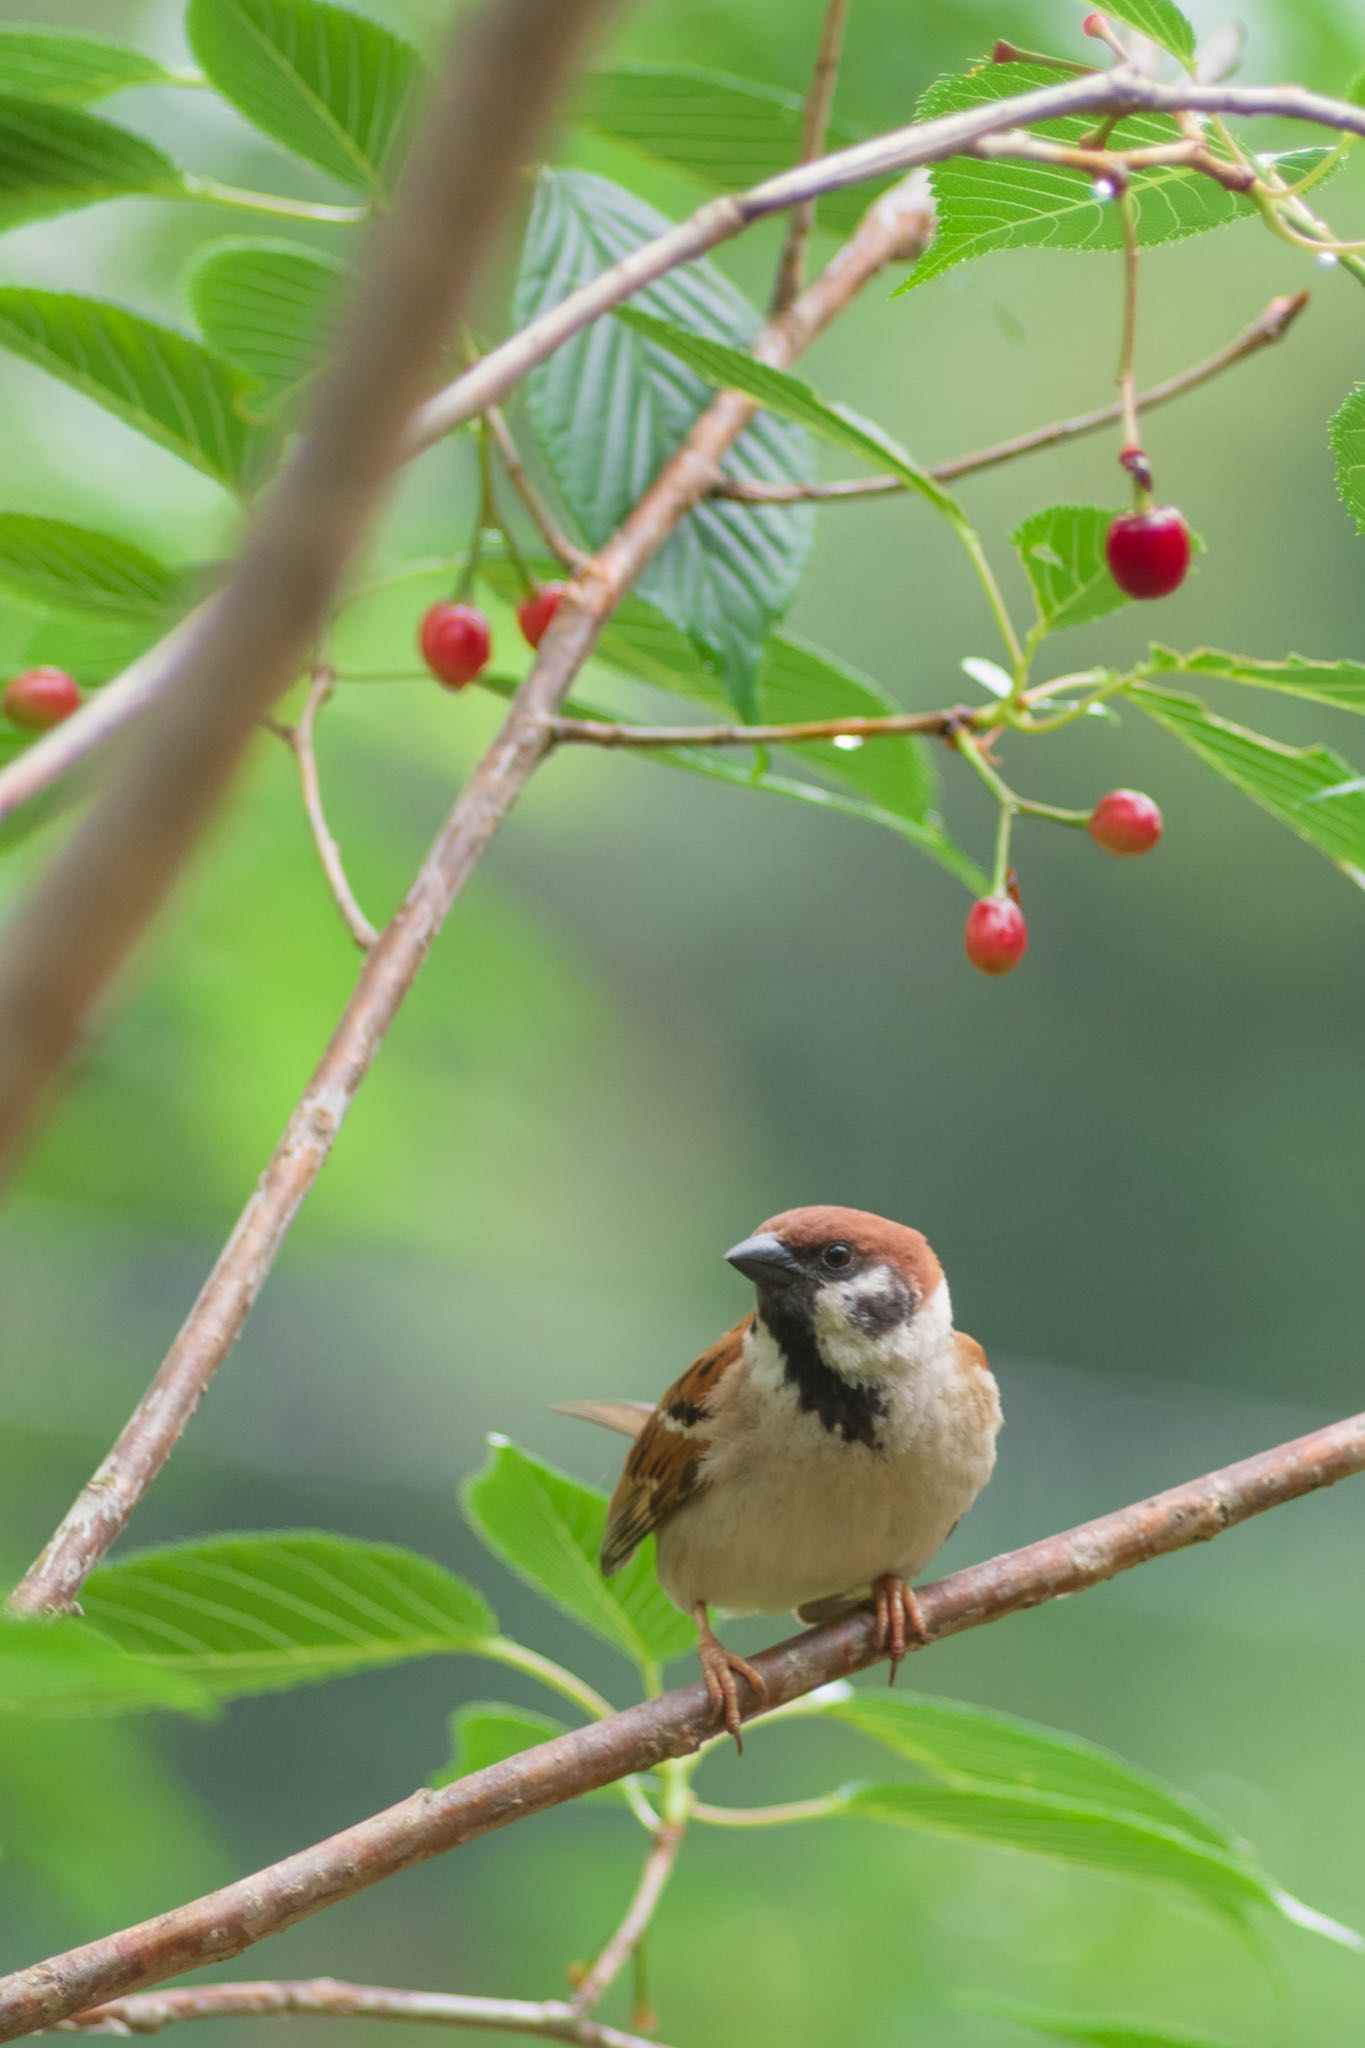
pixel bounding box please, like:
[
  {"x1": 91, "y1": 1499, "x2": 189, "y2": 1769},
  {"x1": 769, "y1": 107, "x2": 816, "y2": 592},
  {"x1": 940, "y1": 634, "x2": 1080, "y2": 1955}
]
[
  {"x1": 5, "y1": 179, "x2": 936, "y2": 1621},
  {"x1": 550, "y1": 708, "x2": 961, "y2": 748},
  {"x1": 770, "y1": 0, "x2": 853, "y2": 313},
  {"x1": 0, "y1": 0, "x2": 614, "y2": 1183},
  {"x1": 2, "y1": 63, "x2": 1362, "y2": 824},
  {"x1": 53, "y1": 1980, "x2": 663, "y2": 2048},
  {"x1": 714, "y1": 288, "x2": 1310, "y2": 503},
  {"x1": 3, "y1": 1409, "x2": 1362, "y2": 2040},
  {"x1": 282, "y1": 669, "x2": 379, "y2": 952},
  {"x1": 569, "y1": 1825, "x2": 684, "y2": 2017},
  {"x1": 484, "y1": 404, "x2": 590, "y2": 572}
]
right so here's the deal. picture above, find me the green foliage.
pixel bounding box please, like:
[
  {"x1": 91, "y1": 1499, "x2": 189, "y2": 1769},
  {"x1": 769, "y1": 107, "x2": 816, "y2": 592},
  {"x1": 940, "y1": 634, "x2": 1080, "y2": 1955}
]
[
  {"x1": 1012, "y1": 505, "x2": 1133, "y2": 637},
  {"x1": 0, "y1": 92, "x2": 184, "y2": 229},
  {"x1": 184, "y1": 0, "x2": 424, "y2": 196},
  {"x1": 463, "y1": 1436, "x2": 695, "y2": 1666},
  {"x1": 1103, "y1": 1, "x2": 1198, "y2": 68},
  {"x1": 0, "y1": 513, "x2": 184, "y2": 619},
  {"x1": 186, "y1": 238, "x2": 345, "y2": 412},
  {"x1": 1329, "y1": 385, "x2": 1365, "y2": 535},
  {"x1": 1148, "y1": 645, "x2": 1365, "y2": 712},
  {"x1": 826, "y1": 1691, "x2": 1238, "y2": 1851},
  {"x1": 575, "y1": 63, "x2": 872, "y2": 229},
  {"x1": 898, "y1": 64, "x2": 1330, "y2": 294},
  {"x1": 978, "y1": 1999, "x2": 1240, "y2": 2047},
  {"x1": 0, "y1": 26, "x2": 190, "y2": 105},
  {"x1": 81, "y1": 1533, "x2": 496, "y2": 1700},
  {"x1": 1128, "y1": 682, "x2": 1365, "y2": 887},
  {"x1": 513, "y1": 168, "x2": 813, "y2": 714},
  {"x1": 0, "y1": 289, "x2": 263, "y2": 492},
  {"x1": 431, "y1": 1701, "x2": 631, "y2": 1806},
  {"x1": 613, "y1": 305, "x2": 956, "y2": 517},
  {"x1": 0, "y1": 1614, "x2": 208, "y2": 1718}
]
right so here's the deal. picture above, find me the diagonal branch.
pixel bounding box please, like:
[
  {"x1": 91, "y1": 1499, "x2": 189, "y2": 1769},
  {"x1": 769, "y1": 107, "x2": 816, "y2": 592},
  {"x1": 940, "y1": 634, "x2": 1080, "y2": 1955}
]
[
  {"x1": 568, "y1": 1823, "x2": 684, "y2": 2017},
  {"x1": 714, "y1": 287, "x2": 1310, "y2": 503},
  {"x1": 277, "y1": 668, "x2": 379, "y2": 952},
  {"x1": 54, "y1": 1980, "x2": 664, "y2": 2048},
  {"x1": 3, "y1": 1409, "x2": 1362, "y2": 2041},
  {"x1": 5, "y1": 178, "x2": 936, "y2": 1620},
  {"x1": 770, "y1": 0, "x2": 854, "y2": 314},
  {"x1": 0, "y1": 0, "x2": 616, "y2": 1182},
  {"x1": 0, "y1": 68, "x2": 1359, "y2": 832}
]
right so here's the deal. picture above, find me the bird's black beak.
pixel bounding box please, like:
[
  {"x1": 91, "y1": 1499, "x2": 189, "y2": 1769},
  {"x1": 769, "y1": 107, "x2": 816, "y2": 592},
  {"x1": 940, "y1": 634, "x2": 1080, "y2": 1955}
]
[{"x1": 725, "y1": 1232, "x2": 801, "y2": 1287}]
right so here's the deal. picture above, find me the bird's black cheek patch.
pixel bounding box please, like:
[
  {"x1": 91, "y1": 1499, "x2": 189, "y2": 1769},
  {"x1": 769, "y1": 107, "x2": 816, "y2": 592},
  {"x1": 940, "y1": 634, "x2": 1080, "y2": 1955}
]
[
  {"x1": 760, "y1": 1293, "x2": 889, "y2": 1450},
  {"x1": 846, "y1": 1274, "x2": 915, "y2": 1338}
]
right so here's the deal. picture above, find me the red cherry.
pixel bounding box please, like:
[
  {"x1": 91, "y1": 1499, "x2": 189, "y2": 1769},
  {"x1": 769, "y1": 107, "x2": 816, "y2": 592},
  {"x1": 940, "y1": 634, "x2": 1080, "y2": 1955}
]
[
  {"x1": 517, "y1": 583, "x2": 565, "y2": 649},
  {"x1": 1082, "y1": 11, "x2": 1109, "y2": 35},
  {"x1": 419, "y1": 602, "x2": 490, "y2": 689},
  {"x1": 1105, "y1": 507, "x2": 1191, "y2": 600},
  {"x1": 1089, "y1": 788, "x2": 1163, "y2": 856},
  {"x1": 964, "y1": 897, "x2": 1028, "y2": 976},
  {"x1": 2, "y1": 665, "x2": 81, "y2": 732}
]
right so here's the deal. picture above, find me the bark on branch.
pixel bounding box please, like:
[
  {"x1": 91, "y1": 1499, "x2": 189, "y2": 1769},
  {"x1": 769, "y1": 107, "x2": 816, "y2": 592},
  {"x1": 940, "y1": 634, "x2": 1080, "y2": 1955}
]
[
  {"x1": 6, "y1": 178, "x2": 936, "y2": 1619},
  {"x1": 3, "y1": 1408, "x2": 1361, "y2": 2041}
]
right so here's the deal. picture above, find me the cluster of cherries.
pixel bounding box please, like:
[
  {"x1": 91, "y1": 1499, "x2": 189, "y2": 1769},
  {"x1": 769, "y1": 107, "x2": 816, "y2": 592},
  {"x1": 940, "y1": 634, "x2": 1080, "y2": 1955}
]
[
  {"x1": 962, "y1": 493, "x2": 1188, "y2": 977},
  {"x1": 419, "y1": 582, "x2": 565, "y2": 686}
]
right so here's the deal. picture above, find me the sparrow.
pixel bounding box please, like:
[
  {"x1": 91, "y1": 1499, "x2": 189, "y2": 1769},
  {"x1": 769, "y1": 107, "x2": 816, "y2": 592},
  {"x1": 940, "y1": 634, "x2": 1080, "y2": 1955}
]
[{"x1": 560, "y1": 1205, "x2": 1001, "y2": 1746}]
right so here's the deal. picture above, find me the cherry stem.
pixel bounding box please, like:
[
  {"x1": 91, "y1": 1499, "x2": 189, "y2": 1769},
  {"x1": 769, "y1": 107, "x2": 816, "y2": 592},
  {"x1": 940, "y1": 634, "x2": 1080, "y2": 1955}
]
[{"x1": 1115, "y1": 183, "x2": 1146, "y2": 503}]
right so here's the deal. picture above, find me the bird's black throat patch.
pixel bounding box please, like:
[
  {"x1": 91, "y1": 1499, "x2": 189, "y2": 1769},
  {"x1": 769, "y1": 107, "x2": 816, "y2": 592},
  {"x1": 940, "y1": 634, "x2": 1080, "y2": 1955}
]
[{"x1": 759, "y1": 1292, "x2": 888, "y2": 1448}]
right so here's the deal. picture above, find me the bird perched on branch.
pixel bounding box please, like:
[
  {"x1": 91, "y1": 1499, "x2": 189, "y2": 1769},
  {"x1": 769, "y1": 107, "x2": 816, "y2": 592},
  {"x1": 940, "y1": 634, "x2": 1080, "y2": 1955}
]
[{"x1": 560, "y1": 1205, "x2": 1001, "y2": 1747}]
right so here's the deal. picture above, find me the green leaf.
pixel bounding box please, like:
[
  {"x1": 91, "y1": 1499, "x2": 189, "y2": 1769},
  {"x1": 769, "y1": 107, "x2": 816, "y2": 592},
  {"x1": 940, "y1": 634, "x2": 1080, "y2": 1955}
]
[
  {"x1": 513, "y1": 168, "x2": 814, "y2": 716},
  {"x1": 1148, "y1": 644, "x2": 1365, "y2": 713},
  {"x1": 0, "y1": 1613, "x2": 209, "y2": 1718},
  {"x1": 187, "y1": 237, "x2": 345, "y2": 412},
  {"x1": 1330, "y1": 385, "x2": 1365, "y2": 536},
  {"x1": 463, "y1": 1436, "x2": 696, "y2": 1667},
  {"x1": 845, "y1": 1782, "x2": 1275, "y2": 1928},
  {"x1": 1128, "y1": 682, "x2": 1365, "y2": 887},
  {"x1": 613, "y1": 305, "x2": 956, "y2": 518},
  {"x1": 575, "y1": 63, "x2": 873, "y2": 231},
  {"x1": 976, "y1": 1996, "x2": 1241, "y2": 2048},
  {"x1": 81, "y1": 1532, "x2": 496, "y2": 1700},
  {"x1": 430, "y1": 1700, "x2": 630, "y2": 1806},
  {"x1": 1103, "y1": 1, "x2": 1197, "y2": 68},
  {"x1": 0, "y1": 92, "x2": 184, "y2": 229},
  {"x1": 1012, "y1": 505, "x2": 1130, "y2": 636},
  {"x1": 0, "y1": 288, "x2": 263, "y2": 491},
  {"x1": 0, "y1": 514, "x2": 183, "y2": 618},
  {"x1": 185, "y1": 0, "x2": 424, "y2": 196},
  {"x1": 0, "y1": 27, "x2": 189, "y2": 105},
  {"x1": 827, "y1": 1693, "x2": 1238, "y2": 1852},
  {"x1": 899, "y1": 64, "x2": 1330, "y2": 294}
]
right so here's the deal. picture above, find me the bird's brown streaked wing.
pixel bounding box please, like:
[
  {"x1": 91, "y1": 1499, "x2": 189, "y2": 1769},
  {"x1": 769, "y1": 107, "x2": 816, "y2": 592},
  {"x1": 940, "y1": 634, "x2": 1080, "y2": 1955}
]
[{"x1": 598, "y1": 1315, "x2": 751, "y2": 1577}]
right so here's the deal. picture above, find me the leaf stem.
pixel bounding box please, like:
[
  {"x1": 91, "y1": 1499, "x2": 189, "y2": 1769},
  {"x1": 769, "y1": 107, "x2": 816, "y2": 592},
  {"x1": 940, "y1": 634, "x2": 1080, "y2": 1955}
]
[
  {"x1": 1115, "y1": 183, "x2": 1143, "y2": 482},
  {"x1": 480, "y1": 1639, "x2": 660, "y2": 1831},
  {"x1": 952, "y1": 518, "x2": 1026, "y2": 678},
  {"x1": 690, "y1": 1793, "x2": 848, "y2": 1828},
  {"x1": 185, "y1": 177, "x2": 370, "y2": 225}
]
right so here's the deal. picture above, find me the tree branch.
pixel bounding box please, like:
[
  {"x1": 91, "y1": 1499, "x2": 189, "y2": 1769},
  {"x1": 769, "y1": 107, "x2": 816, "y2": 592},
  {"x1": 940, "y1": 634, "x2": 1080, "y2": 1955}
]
[
  {"x1": 52, "y1": 1980, "x2": 663, "y2": 2048},
  {"x1": 550, "y1": 708, "x2": 961, "y2": 748},
  {"x1": 568, "y1": 1824, "x2": 683, "y2": 2017},
  {"x1": 714, "y1": 288, "x2": 1310, "y2": 503},
  {"x1": 770, "y1": 0, "x2": 853, "y2": 314},
  {"x1": 484, "y1": 405, "x2": 590, "y2": 573},
  {"x1": 0, "y1": 61, "x2": 1358, "y2": 828},
  {"x1": 6, "y1": 178, "x2": 936, "y2": 1620},
  {"x1": 0, "y1": 0, "x2": 616, "y2": 1182},
  {"x1": 3, "y1": 1409, "x2": 1361, "y2": 2041},
  {"x1": 279, "y1": 668, "x2": 379, "y2": 952}
]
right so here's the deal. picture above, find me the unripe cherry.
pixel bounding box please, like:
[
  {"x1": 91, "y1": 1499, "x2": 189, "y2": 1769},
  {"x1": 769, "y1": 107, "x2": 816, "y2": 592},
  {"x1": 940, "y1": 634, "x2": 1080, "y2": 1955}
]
[
  {"x1": 1088, "y1": 787, "x2": 1163, "y2": 856},
  {"x1": 1105, "y1": 507, "x2": 1191, "y2": 600},
  {"x1": 419, "y1": 602, "x2": 491, "y2": 689},
  {"x1": 964, "y1": 896, "x2": 1028, "y2": 976},
  {"x1": 517, "y1": 583, "x2": 565, "y2": 649},
  {"x1": 2, "y1": 665, "x2": 81, "y2": 731}
]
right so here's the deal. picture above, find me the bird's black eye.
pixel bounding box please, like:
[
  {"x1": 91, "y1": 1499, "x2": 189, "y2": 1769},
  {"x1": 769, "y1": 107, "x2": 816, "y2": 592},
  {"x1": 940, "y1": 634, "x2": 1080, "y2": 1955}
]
[{"x1": 821, "y1": 1241, "x2": 853, "y2": 1272}]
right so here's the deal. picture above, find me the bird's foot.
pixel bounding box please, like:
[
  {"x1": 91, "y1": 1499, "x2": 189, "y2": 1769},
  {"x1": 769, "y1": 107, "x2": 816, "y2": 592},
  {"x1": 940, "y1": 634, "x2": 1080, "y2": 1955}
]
[
  {"x1": 694, "y1": 1603, "x2": 767, "y2": 1752},
  {"x1": 872, "y1": 1574, "x2": 929, "y2": 1684}
]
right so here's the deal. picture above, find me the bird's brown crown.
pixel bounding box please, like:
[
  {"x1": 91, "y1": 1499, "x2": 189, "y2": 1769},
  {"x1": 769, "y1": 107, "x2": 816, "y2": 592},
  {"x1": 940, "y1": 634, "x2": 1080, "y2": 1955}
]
[{"x1": 756, "y1": 1205, "x2": 944, "y2": 1299}]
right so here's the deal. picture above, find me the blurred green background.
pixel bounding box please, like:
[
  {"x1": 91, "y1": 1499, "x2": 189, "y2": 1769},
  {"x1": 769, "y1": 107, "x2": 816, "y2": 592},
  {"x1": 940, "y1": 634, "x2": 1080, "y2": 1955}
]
[{"x1": 2, "y1": 0, "x2": 1364, "y2": 2043}]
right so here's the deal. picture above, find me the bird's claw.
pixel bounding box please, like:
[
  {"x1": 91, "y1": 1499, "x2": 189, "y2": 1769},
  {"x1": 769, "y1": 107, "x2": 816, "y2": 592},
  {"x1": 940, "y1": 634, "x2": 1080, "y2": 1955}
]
[
  {"x1": 872, "y1": 1574, "x2": 929, "y2": 1684},
  {"x1": 697, "y1": 1638, "x2": 767, "y2": 1753}
]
